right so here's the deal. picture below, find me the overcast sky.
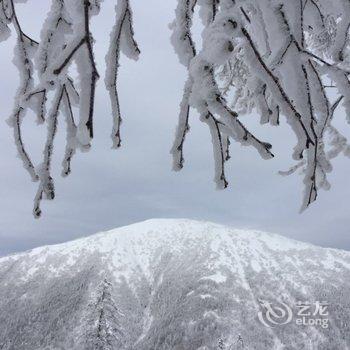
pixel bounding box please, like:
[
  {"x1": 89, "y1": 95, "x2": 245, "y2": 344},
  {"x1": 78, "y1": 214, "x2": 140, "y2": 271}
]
[{"x1": 0, "y1": 1, "x2": 349, "y2": 256}]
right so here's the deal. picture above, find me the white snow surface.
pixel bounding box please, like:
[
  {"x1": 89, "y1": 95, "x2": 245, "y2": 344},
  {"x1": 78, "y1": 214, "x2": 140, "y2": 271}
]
[{"x1": 0, "y1": 219, "x2": 349, "y2": 349}]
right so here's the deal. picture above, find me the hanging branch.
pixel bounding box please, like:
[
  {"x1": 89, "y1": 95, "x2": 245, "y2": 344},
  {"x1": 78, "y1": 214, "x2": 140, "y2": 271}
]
[
  {"x1": 170, "y1": 0, "x2": 198, "y2": 170},
  {"x1": 171, "y1": 78, "x2": 192, "y2": 170},
  {"x1": 170, "y1": 0, "x2": 350, "y2": 210},
  {"x1": 1, "y1": 0, "x2": 140, "y2": 217},
  {"x1": 6, "y1": 0, "x2": 39, "y2": 182},
  {"x1": 202, "y1": 112, "x2": 228, "y2": 189},
  {"x1": 33, "y1": 86, "x2": 64, "y2": 218},
  {"x1": 61, "y1": 86, "x2": 77, "y2": 177},
  {"x1": 2, "y1": 0, "x2": 350, "y2": 216},
  {"x1": 105, "y1": 0, "x2": 140, "y2": 149},
  {"x1": 171, "y1": 0, "x2": 235, "y2": 181},
  {"x1": 171, "y1": 1, "x2": 273, "y2": 193}
]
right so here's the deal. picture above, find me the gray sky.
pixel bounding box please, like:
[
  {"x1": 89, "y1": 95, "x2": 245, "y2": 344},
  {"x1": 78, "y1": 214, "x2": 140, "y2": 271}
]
[{"x1": 0, "y1": 1, "x2": 349, "y2": 256}]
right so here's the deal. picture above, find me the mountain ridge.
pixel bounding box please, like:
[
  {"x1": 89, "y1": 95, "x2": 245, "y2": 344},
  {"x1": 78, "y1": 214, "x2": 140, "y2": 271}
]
[
  {"x1": 2, "y1": 218, "x2": 340, "y2": 261},
  {"x1": 0, "y1": 219, "x2": 349, "y2": 349}
]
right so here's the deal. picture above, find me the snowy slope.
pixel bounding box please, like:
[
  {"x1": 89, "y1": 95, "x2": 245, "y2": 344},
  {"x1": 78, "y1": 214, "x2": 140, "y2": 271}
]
[{"x1": 0, "y1": 219, "x2": 349, "y2": 349}]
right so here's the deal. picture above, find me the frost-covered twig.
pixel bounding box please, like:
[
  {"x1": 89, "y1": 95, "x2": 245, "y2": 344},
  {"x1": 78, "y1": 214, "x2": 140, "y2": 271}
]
[
  {"x1": 1, "y1": 0, "x2": 139, "y2": 217},
  {"x1": 171, "y1": 78, "x2": 192, "y2": 170},
  {"x1": 170, "y1": 0, "x2": 198, "y2": 170},
  {"x1": 33, "y1": 86, "x2": 64, "y2": 218},
  {"x1": 105, "y1": 0, "x2": 140, "y2": 149},
  {"x1": 170, "y1": 0, "x2": 350, "y2": 210},
  {"x1": 202, "y1": 112, "x2": 229, "y2": 189},
  {"x1": 2, "y1": 0, "x2": 350, "y2": 216},
  {"x1": 5, "y1": 0, "x2": 39, "y2": 182}
]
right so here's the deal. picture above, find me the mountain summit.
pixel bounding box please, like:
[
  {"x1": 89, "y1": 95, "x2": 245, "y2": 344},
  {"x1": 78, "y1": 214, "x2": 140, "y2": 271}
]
[{"x1": 0, "y1": 219, "x2": 349, "y2": 349}]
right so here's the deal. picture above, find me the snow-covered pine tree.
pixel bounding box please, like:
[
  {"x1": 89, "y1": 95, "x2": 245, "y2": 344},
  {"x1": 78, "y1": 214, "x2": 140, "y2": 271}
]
[
  {"x1": 1, "y1": 0, "x2": 350, "y2": 215},
  {"x1": 82, "y1": 278, "x2": 125, "y2": 349}
]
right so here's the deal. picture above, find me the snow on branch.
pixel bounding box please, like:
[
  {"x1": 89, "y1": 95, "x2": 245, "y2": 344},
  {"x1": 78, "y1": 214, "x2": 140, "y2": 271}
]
[
  {"x1": 2, "y1": 0, "x2": 350, "y2": 216},
  {"x1": 105, "y1": 0, "x2": 140, "y2": 149},
  {"x1": 170, "y1": 0, "x2": 350, "y2": 211},
  {"x1": 1, "y1": 0, "x2": 139, "y2": 217}
]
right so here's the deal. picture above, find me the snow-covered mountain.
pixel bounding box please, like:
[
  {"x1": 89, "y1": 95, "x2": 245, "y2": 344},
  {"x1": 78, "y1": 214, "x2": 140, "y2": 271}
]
[{"x1": 0, "y1": 219, "x2": 349, "y2": 350}]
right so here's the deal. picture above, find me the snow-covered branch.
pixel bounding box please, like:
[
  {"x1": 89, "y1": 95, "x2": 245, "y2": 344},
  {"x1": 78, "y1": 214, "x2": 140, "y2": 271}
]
[
  {"x1": 1, "y1": 0, "x2": 139, "y2": 217},
  {"x1": 171, "y1": 0, "x2": 350, "y2": 211},
  {"x1": 2, "y1": 0, "x2": 350, "y2": 216},
  {"x1": 105, "y1": 0, "x2": 140, "y2": 149}
]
